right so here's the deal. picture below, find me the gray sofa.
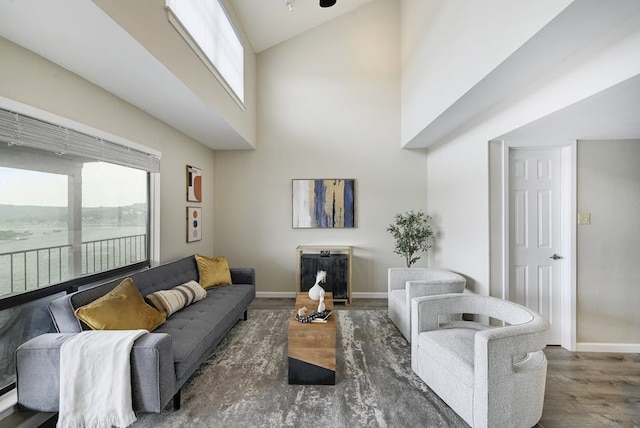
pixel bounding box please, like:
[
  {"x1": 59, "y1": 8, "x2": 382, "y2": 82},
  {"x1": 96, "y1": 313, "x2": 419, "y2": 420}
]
[{"x1": 15, "y1": 255, "x2": 255, "y2": 413}]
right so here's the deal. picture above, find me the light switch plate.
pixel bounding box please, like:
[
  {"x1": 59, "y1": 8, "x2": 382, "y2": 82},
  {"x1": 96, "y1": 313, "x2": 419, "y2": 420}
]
[{"x1": 578, "y1": 212, "x2": 591, "y2": 225}]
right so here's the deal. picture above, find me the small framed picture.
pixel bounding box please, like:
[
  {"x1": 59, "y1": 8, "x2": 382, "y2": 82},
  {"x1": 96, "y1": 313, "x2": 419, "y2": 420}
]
[
  {"x1": 187, "y1": 165, "x2": 202, "y2": 202},
  {"x1": 187, "y1": 207, "x2": 202, "y2": 242}
]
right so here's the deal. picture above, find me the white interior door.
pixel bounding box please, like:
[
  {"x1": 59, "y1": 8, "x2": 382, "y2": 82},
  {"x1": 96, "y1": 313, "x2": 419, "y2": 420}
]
[{"x1": 509, "y1": 148, "x2": 563, "y2": 344}]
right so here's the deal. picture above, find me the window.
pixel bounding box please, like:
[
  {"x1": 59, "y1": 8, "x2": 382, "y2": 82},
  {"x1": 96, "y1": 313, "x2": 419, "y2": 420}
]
[
  {"x1": 0, "y1": 107, "x2": 159, "y2": 295},
  {"x1": 0, "y1": 164, "x2": 149, "y2": 294},
  {"x1": 166, "y1": 0, "x2": 245, "y2": 105}
]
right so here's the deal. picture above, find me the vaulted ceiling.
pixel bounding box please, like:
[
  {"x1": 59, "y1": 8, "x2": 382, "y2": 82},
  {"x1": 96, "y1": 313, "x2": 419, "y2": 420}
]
[
  {"x1": 230, "y1": 0, "x2": 377, "y2": 52},
  {"x1": 0, "y1": 0, "x2": 377, "y2": 150},
  {"x1": 0, "y1": 0, "x2": 638, "y2": 152}
]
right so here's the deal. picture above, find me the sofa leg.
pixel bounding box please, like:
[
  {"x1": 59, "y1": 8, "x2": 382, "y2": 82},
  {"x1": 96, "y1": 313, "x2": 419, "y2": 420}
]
[
  {"x1": 173, "y1": 389, "x2": 181, "y2": 411},
  {"x1": 244, "y1": 309, "x2": 248, "y2": 321}
]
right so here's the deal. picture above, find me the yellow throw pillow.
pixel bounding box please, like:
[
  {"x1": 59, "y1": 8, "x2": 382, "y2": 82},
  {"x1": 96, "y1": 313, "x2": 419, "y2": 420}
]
[
  {"x1": 195, "y1": 254, "x2": 232, "y2": 289},
  {"x1": 75, "y1": 277, "x2": 166, "y2": 331}
]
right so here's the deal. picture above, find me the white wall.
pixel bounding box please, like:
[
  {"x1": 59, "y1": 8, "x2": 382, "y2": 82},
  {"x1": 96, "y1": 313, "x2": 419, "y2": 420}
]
[
  {"x1": 425, "y1": 136, "x2": 490, "y2": 293},
  {"x1": 213, "y1": 0, "x2": 428, "y2": 295},
  {"x1": 400, "y1": 0, "x2": 574, "y2": 293},
  {"x1": 0, "y1": 36, "x2": 217, "y2": 264},
  {"x1": 577, "y1": 140, "x2": 640, "y2": 344},
  {"x1": 400, "y1": 0, "x2": 572, "y2": 145},
  {"x1": 405, "y1": 1, "x2": 640, "y2": 300}
]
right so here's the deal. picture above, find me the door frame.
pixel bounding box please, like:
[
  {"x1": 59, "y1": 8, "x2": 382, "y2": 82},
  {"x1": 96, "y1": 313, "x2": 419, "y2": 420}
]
[{"x1": 489, "y1": 140, "x2": 576, "y2": 351}]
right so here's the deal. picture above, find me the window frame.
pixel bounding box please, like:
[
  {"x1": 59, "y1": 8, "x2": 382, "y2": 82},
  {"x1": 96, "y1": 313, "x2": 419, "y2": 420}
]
[
  {"x1": 0, "y1": 96, "x2": 162, "y2": 294},
  {"x1": 165, "y1": 0, "x2": 246, "y2": 110}
]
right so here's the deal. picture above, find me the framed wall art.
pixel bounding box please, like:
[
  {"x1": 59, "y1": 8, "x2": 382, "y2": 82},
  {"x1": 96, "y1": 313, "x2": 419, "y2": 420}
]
[
  {"x1": 186, "y1": 165, "x2": 202, "y2": 202},
  {"x1": 187, "y1": 206, "x2": 202, "y2": 242},
  {"x1": 292, "y1": 179, "x2": 355, "y2": 228}
]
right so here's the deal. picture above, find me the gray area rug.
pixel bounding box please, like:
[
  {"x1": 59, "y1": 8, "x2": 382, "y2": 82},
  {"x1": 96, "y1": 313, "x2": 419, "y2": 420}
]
[{"x1": 131, "y1": 309, "x2": 467, "y2": 428}]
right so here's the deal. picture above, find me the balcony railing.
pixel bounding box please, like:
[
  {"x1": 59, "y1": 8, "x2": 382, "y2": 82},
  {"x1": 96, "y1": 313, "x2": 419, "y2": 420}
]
[
  {"x1": 0, "y1": 234, "x2": 149, "y2": 401},
  {"x1": 0, "y1": 234, "x2": 147, "y2": 295}
]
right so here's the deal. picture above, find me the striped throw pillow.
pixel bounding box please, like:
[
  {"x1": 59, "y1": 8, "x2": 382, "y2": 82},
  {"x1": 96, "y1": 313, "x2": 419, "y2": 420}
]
[{"x1": 146, "y1": 280, "x2": 207, "y2": 317}]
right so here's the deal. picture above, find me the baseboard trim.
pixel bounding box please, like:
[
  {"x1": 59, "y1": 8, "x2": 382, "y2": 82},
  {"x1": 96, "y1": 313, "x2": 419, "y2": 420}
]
[
  {"x1": 352, "y1": 292, "x2": 388, "y2": 299},
  {"x1": 255, "y1": 292, "x2": 388, "y2": 299},
  {"x1": 576, "y1": 342, "x2": 640, "y2": 353},
  {"x1": 256, "y1": 292, "x2": 297, "y2": 298}
]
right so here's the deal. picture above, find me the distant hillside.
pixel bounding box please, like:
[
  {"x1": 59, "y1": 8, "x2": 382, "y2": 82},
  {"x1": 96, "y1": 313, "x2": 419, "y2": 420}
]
[
  {"x1": 0, "y1": 203, "x2": 147, "y2": 226},
  {"x1": 0, "y1": 205, "x2": 66, "y2": 225}
]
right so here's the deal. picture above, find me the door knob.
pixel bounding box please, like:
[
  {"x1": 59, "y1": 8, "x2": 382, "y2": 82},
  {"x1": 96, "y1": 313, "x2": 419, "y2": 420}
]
[{"x1": 550, "y1": 254, "x2": 563, "y2": 260}]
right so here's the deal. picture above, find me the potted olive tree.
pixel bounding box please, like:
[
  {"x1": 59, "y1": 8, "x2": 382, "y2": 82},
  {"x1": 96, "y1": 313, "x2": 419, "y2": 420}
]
[{"x1": 386, "y1": 210, "x2": 434, "y2": 267}]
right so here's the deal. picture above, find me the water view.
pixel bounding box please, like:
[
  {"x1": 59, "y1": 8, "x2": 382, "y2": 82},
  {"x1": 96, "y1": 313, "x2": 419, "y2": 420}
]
[{"x1": 0, "y1": 220, "x2": 147, "y2": 296}]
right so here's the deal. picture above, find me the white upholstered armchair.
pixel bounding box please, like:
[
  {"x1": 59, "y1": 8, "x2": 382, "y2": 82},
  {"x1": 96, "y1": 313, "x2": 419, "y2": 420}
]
[
  {"x1": 411, "y1": 293, "x2": 549, "y2": 428},
  {"x1": 387, "y1": 268, "x2": 465, "y2": 342}
]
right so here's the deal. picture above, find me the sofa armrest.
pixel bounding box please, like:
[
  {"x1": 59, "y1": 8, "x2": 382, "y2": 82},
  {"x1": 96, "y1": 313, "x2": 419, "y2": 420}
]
[
  {"x1": 475, "y1": 314, "x2": 549, "y2": 364},
  {"x1": 131, "y1": 333, "x2": 175, "y2": 413},
  {"x1": 473, "y1": 315, "x2": 549, "y2": 427},
  {"x1": 16, "y1": 332, "x2": 175, "y2": 413},
  {"x1": 231, "y1": 268, "x2": 255, "y2": 285},
  {"x1": 16, "y1": 333, "x2": 76, "y2": 412}
]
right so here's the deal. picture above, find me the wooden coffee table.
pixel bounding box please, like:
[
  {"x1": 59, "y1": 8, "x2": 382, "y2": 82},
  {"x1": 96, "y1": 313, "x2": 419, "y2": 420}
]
[{"x1": 288, "y1": 292, "x2": 336, "y2": 385}]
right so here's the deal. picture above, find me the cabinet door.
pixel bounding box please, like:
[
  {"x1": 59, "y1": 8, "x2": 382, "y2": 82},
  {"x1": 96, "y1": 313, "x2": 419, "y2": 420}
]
[
  {"x1": 299, "y1": 255, "x2": 319, "y2": 293},
  {"x1": 300, "y1": 254, "x2": 348, "y2": 300}
]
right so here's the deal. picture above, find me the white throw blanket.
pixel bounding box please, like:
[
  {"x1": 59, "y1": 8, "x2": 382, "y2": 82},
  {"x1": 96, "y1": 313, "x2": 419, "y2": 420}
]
[{"x1": 58, "y1": 329, "x2": 148, "y2": 428}]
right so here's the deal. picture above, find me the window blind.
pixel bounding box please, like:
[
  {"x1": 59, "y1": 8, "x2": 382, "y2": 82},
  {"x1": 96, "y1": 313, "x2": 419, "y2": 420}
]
[{"x1": 0, "y1": 107, "x2": 160, "y2": 173}]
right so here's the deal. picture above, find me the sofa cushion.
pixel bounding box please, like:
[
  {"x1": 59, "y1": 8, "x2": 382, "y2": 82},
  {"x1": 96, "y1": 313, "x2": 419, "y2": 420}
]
[
  {"x1": 153, "y1": 283, "x2": 255, "y2": 382},
  {"x1": 147, "y1": 280, "x2": 207, "y2": 317},
  {"x1": 49, "y1": 256, "x2": 200, "y2": 333},
  {"x1": 74, "y1": 277, "x2": 166, "y2": 331},
  {"x1": 195, "y1": 254, "x2": 232, "y2": 288},
  {"x1": 131, "y1": 256, "x2": 199, "y2": 297},
  {"x1": 418, "y1": 327, "x2": 477, "y2": 388}
]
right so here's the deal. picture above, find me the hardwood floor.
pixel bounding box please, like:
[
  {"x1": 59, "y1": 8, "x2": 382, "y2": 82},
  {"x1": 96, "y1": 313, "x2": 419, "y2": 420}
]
[
  {"x1": 250, "y1": 298, "x2": 640, "y2": 428},
  {"x1": 540, "y1": 346, "x2": 640, "y2": 428}
]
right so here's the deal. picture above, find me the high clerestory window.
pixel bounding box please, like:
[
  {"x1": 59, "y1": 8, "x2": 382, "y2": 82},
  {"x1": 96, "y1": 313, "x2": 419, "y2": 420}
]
[{"x1": 166, "y1": 0, "x2": 245, "y2": 106}]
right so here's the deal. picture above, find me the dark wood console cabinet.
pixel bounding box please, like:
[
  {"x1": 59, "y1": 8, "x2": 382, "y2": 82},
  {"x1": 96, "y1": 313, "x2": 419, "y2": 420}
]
[{"x1": 295, "y1": 246, "x2": 352, "y2": 305}]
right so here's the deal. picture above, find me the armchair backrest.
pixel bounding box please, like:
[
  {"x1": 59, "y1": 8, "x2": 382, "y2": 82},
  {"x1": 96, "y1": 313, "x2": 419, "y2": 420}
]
[
  {"x1": 414, "y1": 293, "x2": 540, "y2": 325},
  {"x1": 444, "y1": 294, "x2": 535, "y2": 325},
  {"x1": 388, "y1": 268, "x2": 432, "y2": 292},
  {"x1": 388, "y1": 268, "x2": 465, "y2": 293}
]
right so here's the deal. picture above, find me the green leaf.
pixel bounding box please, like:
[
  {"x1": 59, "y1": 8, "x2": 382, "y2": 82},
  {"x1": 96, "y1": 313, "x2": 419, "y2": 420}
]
[{"x1": 386, "y1": 210, "x2": 434, "y2": 267}]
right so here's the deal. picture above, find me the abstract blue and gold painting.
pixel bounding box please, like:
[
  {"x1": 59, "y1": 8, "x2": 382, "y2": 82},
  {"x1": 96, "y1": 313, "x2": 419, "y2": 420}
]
[{"x1": 292, "y1": 179, "x2": 355, "y2": 228}]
